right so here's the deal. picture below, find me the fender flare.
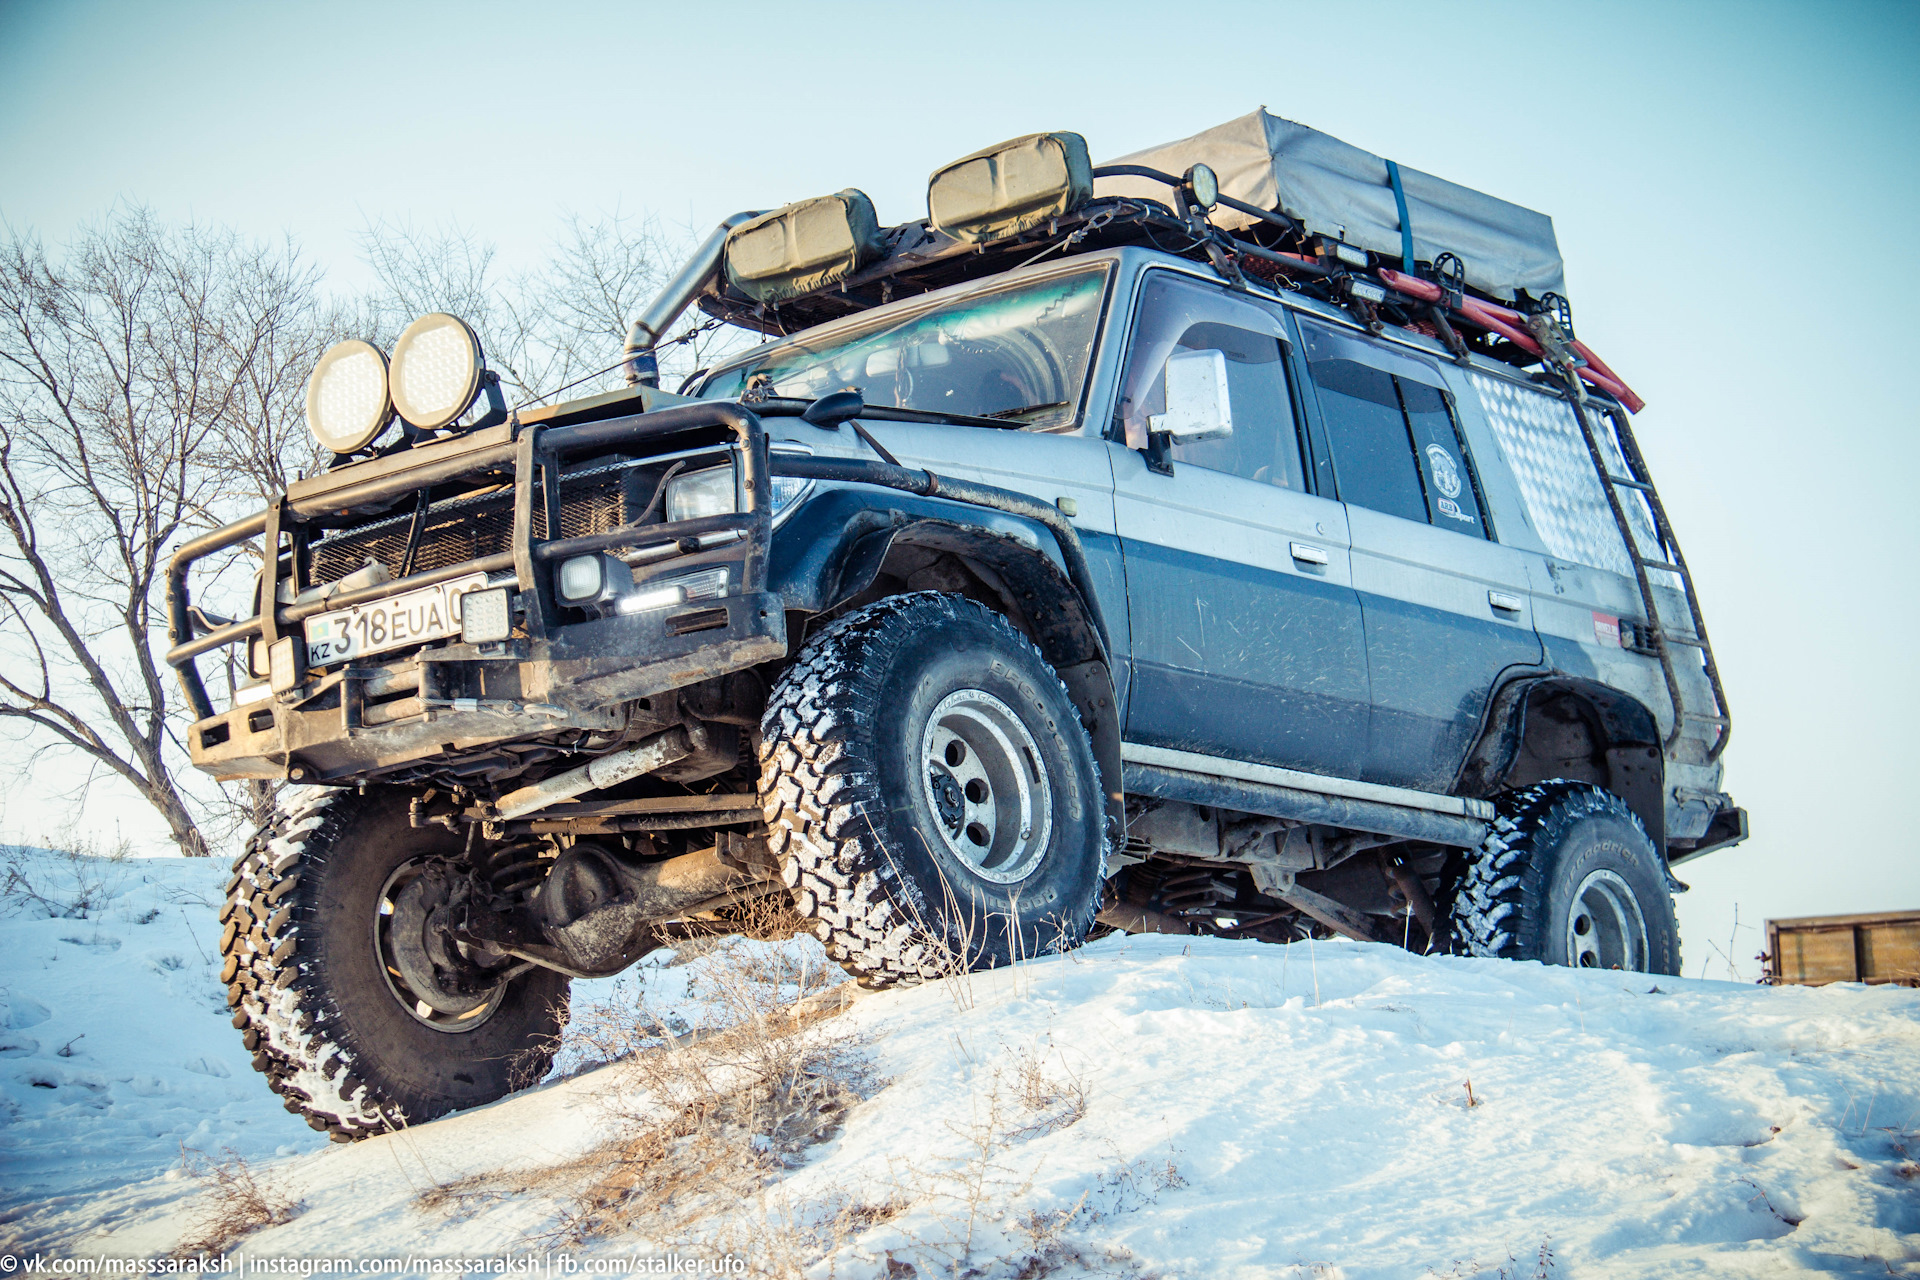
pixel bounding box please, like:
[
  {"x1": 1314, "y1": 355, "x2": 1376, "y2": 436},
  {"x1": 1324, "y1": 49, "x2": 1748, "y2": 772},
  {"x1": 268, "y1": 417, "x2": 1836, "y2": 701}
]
[
  {"x1": 767, "y1": 485, "x2": 1124, "y2": 845},
  {"x1": 1456, "y1": 672, "x2": 1665, "y2": 854}
]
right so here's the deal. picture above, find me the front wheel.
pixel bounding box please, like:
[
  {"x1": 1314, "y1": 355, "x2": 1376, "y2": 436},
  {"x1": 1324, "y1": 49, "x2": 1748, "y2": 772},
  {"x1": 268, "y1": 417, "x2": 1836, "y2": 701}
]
[
  {"x1": 759, "y1": 593, "x2": 1108, "y2": 987},
  {"x1": 220, "y1": 787, "x2": 570, "y2": 1140},
  {"x1": 1449, "y1": 780, "x2": 1681, "y2": 975}
]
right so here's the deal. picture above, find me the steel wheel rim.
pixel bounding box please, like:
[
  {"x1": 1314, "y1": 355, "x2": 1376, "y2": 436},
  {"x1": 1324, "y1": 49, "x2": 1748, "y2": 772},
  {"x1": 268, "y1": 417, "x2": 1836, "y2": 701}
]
[
  {"x1": 919, "y1": 688, "x2": 1052, "y2": 884},
  {"x1": 1565, "y1": 869, "x2": 1649, "y2": 971},
  {"x1": 375, "y1": 861, "x2": 506, "y2": 1033}
]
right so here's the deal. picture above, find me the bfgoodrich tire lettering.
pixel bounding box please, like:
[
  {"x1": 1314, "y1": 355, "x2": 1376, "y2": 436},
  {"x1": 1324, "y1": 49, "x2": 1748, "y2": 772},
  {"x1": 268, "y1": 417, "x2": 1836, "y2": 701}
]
[
  {"x1": 220, "y1": 787, "x2": 569, "y2": 1141},
  {"x1": 759, "y1": 592, "x2": 1107, "y2": 987},
  {"x1": 1450, "y1": 779, "x2": 1680, "y2": 976}
]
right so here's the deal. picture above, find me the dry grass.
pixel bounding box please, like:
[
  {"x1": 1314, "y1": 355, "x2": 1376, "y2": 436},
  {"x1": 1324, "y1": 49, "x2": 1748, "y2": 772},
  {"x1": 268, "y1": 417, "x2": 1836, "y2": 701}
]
[
  {"x1": 1425, "y1": 1239, "x2": 1556, "y2": 1280},
  {"x1": 1004, "y1": 1045, "x2": 1088, "y2": 1142},
  {"x1": 173, "y1": 1145, "x2": 301, "y2": 1258},
  {"x1": 794, "y1": 1044, "x2": 1165, "y2": 1279},
  {"x1": 424, "y1": 917, "x2": 874, "y2": 1253},
  {"x1": 424, "y1": 893, "x2": 1165, "y2": 1278},
  {"x1": 0, "y1": 831, "x2": 132, "y2": 919}
]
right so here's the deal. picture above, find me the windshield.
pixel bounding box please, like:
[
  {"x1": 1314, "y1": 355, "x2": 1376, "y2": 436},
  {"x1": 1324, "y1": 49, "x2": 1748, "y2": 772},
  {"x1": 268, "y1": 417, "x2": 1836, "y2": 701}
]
[{"x1": 701, "y1": 266, "x2": 1109, "y2": 430}]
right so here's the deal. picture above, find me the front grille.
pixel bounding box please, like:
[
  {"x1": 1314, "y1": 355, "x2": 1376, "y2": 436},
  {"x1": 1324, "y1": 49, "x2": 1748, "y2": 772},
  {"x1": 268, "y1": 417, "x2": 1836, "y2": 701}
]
[{"x1": 308, "y1": 466, "x2": 627, "y2": 586}]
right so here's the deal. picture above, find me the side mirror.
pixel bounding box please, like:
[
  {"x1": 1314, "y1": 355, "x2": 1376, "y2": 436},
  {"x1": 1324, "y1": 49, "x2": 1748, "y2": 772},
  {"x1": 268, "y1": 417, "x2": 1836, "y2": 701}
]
[{"x1": 1149, "y1": 349, "x2": 1233, "y2": 442}]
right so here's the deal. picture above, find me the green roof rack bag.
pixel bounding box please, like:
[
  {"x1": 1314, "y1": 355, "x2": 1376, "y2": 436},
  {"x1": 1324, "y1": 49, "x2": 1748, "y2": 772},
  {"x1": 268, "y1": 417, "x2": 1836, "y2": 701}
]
[
  {"x1": 928, "y1": 132, "x2": 1092, "y2": 245},
  {"x1": 724, "y1": 189, "x2": 884, "y2": 304}
]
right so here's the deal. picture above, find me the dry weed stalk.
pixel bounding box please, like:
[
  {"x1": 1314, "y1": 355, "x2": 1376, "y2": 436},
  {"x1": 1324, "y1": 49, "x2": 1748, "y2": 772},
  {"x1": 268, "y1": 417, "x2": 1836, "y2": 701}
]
[
  {"x1": 424, "y1": 921, "x2": 872, "y2": 1253},
  {"x1": 173, "y1": 1145, "x2": 300, "y2": 1258},
  {"x1": 825, "y1": 1042, "x2": 1150, "y2": 1277},
  {"x1": 0, "y1": 835, "x2": 131, "y2": 919},
  {"x1": 1005, "y1": 1045, "x2": 1088, "y2": 1142}
]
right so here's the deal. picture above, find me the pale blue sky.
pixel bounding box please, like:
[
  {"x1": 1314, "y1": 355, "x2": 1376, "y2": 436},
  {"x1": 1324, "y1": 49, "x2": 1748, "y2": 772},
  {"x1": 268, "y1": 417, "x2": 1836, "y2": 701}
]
[{"x1": 3, "y1": 0, "x2": 1916, "y2": 976}]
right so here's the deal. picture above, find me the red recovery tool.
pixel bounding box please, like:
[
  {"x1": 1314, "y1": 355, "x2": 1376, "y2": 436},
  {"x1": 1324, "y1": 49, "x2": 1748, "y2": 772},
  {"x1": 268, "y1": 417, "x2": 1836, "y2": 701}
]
[{"x1": 1378, "y1": 268, "x2": 1645, "y2": 412}]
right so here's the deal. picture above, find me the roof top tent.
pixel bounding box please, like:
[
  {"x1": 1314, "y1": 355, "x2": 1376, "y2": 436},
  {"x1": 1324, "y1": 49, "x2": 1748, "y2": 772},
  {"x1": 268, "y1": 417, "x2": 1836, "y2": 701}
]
[{"x1": 1094, "y1": 107, "x2": 1566, "y2": 303}]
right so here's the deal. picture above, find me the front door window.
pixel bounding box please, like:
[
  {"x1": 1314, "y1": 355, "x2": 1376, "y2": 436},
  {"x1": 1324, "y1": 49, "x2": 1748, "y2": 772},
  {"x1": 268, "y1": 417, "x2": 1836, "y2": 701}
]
[{"x1": 1113, "y1": 273, "x2": 1307, "y2": 492}]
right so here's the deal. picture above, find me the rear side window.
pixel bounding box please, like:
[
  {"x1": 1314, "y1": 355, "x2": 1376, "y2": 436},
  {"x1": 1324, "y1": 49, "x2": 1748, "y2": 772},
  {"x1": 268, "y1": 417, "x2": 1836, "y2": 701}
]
[
  {"x1": 1303, "y1": 322, "x2": 1488, "y2": 538},
  {"x1": 1310, "y1": 359, "x2": 1428, "y2": 524},
  {"x1": 1400, "y1": 381, "x2": 1485, "y2": 534}
]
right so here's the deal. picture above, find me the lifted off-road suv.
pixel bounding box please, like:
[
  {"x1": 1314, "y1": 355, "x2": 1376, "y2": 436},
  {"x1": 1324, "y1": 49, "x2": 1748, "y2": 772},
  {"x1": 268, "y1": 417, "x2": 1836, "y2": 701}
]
[{"x1": 172, "y1": 111, "x2": 1746, "y2": 1139}]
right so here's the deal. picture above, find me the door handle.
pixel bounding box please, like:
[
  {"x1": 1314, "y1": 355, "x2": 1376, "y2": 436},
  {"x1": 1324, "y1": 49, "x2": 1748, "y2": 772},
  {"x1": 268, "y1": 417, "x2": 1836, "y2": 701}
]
[
  {"x1": 1289, "y1": 542, "x2": 1329, "y2": 566},
  {"x1": 1488, "y1": 591, "x2": 1524, "y2": 614}
]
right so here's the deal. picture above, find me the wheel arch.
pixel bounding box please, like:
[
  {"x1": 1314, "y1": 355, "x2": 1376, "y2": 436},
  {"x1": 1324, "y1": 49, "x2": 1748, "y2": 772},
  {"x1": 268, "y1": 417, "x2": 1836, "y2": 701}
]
[
  {"x1": 1457, "y1": 673, "x2": 1666, "y2": 855},
  {"x1": 767, "y1": 487, "x2": 1124, "y2": 844}
]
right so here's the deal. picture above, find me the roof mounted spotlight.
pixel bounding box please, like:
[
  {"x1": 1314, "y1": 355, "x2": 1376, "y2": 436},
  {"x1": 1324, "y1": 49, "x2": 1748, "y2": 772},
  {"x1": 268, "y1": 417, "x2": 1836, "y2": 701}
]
[
  {"x1": 305, "y1": 339, "x2": 394, "y2": 455},
  {"x1": 1317, "y1": 238, "x2": 1370, "y2": 271},
  {"x1": 388, "y1": 313, "x2": 495, "y2": 432},
  {"x1": 1343, "y1": 276, "x2": 1388, "y2": 305},
  {"x1": 1183, "y1": 163, "x2": 1219, "y2": 212}
]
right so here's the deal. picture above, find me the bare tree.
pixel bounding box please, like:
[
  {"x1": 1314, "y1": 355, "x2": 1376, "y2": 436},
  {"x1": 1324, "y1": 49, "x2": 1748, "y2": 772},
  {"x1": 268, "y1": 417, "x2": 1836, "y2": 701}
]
[
  {"x1": 0, "y1": 204, "x2": 754, "y2": 857},
  {"x1": 0, "y1": 208, "x2": 333, "y2": 856},
  {"x1": 357, "y1": 210, "x2": 748, "y2": 409}
]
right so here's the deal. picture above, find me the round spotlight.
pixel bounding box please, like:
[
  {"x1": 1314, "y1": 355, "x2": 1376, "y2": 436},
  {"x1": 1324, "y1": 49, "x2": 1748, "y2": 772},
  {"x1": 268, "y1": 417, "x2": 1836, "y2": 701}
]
[
  {"x1": 305, "y1": 339, "x2": 393, "y2": 455},
  {"x1": 389, "y1": 312, "x2": 485, "y2": 431},
  {"x1": 1185, "y1": 163, "x2": 1220, "y2": 212}
]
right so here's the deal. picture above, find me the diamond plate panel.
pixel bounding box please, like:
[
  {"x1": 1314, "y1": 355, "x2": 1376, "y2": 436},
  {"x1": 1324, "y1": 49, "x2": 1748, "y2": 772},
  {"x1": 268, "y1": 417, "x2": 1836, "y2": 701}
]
[{"x1": 1468, "y1": 373, "x2": 1659, "y2": 577}]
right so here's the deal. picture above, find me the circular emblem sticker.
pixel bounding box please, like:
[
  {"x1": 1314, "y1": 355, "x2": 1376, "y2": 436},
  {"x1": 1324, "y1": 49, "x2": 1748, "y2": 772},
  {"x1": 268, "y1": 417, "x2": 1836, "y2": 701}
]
[{"x1": 1426, "y1": 444, "x2": 1463, "y2": 499}]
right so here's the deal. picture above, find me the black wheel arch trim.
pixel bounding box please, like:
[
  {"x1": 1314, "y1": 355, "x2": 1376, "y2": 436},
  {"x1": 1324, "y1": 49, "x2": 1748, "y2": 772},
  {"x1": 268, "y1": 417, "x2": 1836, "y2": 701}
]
[
  {"x1": 765, "y1": 477, "x2": 1124, "y2": 846},
  {"x1": 1456, "y1": 671, "x2": 1667, "y2": 855}
]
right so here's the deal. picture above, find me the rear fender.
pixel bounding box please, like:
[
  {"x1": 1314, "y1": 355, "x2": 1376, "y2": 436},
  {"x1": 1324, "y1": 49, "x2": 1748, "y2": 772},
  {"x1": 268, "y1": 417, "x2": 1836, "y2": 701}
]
[{"x1": 1457, "y1": 673, "x2": 1665, "y2": 854}]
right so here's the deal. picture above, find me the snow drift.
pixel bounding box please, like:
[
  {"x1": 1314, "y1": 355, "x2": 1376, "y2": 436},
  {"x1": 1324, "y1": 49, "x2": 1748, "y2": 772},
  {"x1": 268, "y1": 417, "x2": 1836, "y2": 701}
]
[{"x1": 2, "y1": 846, "x2": 1917, "y2": 1277}]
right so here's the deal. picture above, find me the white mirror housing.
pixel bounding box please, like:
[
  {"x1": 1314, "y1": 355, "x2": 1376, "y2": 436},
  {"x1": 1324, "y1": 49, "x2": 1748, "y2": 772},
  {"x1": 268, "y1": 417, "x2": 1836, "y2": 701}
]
[{"x1": 1149, "y1": 348, "x2": 1233, "y2": 442}]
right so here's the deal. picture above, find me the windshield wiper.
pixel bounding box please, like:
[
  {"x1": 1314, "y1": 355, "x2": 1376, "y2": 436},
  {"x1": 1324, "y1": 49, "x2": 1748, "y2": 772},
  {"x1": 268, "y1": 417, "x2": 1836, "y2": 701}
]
[
  {"x1": 983, "y1": 401, "x2": 1069, "y2": 422},
  {"x1": 750, "y1": 397, "x2": 1033, "y2": 431}
]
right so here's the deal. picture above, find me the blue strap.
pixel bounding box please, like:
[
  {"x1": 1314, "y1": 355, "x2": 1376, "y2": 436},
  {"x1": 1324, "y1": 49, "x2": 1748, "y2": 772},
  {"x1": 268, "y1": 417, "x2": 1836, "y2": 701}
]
[{"x1": 1386, "y1": 159, "x2": 1414, "y2": 273}]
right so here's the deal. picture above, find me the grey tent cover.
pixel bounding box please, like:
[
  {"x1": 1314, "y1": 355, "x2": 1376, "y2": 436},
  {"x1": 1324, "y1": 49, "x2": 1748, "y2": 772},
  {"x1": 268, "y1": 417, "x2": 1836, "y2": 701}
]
[{"x1": 1095, "y1": 108, "x2": 1565, "y2": 300}]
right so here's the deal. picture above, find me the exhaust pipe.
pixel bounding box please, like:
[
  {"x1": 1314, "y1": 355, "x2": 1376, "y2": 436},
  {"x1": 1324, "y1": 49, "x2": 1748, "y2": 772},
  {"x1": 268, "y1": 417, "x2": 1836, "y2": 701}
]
[{"x1": 622, "y1": 210, "x2": 762, "y2": 387}]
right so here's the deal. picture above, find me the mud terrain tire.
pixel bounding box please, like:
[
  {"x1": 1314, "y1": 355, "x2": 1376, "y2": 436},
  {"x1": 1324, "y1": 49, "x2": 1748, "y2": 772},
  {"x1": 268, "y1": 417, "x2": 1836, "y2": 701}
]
[
  {"x1": 1450, "y1": 780, "x2": 1680, "y2": 975},
  {"x1": 221, "y1": 786, "x2": 569, "y2": 1141},
  {"x1": 759, "y1": 593, "x2": 1107, "y2": 988}
]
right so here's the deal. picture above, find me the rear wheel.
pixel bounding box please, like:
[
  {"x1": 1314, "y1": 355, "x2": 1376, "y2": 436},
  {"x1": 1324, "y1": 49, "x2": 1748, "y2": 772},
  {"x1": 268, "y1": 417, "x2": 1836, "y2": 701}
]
[
  {"x1": 759, "y1": 593, "x2": 1107, "y2": 987},
  {"x1": 1449, "y1": 780, "x2": 1680, "y2": 975},
  {"x1": 220, "y1": 787, "x2": 569, "y2": 1140}
]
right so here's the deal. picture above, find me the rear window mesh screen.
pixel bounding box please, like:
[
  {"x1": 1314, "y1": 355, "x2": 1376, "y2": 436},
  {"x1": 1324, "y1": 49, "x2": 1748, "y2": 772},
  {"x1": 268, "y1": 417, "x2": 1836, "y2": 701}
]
[{"x1": 1468, "y1": 374, "x2": 1663, "y2": 579}]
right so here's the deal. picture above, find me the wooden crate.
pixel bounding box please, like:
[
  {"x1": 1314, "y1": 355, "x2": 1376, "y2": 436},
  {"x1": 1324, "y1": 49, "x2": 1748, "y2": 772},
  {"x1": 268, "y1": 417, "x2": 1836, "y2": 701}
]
[{"x1": 1764, "y1": 911, "x2": 1920, "y2": 987}]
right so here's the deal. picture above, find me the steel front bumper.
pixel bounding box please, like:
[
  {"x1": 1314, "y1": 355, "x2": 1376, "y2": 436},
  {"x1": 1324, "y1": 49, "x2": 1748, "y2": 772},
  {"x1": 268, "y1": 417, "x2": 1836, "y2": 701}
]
[
  {"x1": 170, "y1": 401, "x2": 782, "y2": 784},
  {"x1": 189, "y1": 591, "x2": 785, "y2": 782}
]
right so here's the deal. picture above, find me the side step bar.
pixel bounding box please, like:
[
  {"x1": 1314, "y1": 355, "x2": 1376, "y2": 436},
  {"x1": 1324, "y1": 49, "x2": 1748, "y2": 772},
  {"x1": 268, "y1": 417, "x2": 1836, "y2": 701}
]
[{"x1": 1120, "y1": 743, "x2": 1492, "y2": 849}]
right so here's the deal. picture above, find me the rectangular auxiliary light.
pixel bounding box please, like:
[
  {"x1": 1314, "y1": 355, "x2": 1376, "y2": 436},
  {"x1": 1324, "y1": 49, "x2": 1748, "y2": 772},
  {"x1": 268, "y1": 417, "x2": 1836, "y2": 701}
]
[
  {"x1": 267, "y1": 636, "x2": 302, "y2": 694},
  {"x1": 617, "y1": 584, "x2": 684, "y2": 615},
  {"x1": 460, "y1": 587, "x2": 512, "y2": 644},
  {"x1": 1328, "y1": 240, "x2": 1369, "y2": 269}
]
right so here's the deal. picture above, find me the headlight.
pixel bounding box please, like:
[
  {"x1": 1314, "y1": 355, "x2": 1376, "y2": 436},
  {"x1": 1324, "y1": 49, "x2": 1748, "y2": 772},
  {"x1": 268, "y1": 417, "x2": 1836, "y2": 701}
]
[
  {"x1": 389, "y1": 313, "x2": 485, "y2": 431},
  {"x1": 305, "y1": 339, "x2": 393, "y2": 454},
  {"x1": 617, "y1": 567, "x2": 729, "y2": 615},
  {"x1": 665, "y1": 465, "x2": 738, "y2": 522}
]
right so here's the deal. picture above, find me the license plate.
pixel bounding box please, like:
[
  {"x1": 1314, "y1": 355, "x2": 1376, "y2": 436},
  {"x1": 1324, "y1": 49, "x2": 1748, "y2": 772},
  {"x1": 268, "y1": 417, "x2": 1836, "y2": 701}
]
[{"x1": 303, "y1": 574, "x2": 488, "y2": 667}]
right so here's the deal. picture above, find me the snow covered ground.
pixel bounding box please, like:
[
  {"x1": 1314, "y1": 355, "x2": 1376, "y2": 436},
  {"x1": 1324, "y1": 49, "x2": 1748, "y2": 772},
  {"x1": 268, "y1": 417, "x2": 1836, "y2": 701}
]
[{"x1": 2, "y1": 845, "x2": 1917, "y2": 1277}]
